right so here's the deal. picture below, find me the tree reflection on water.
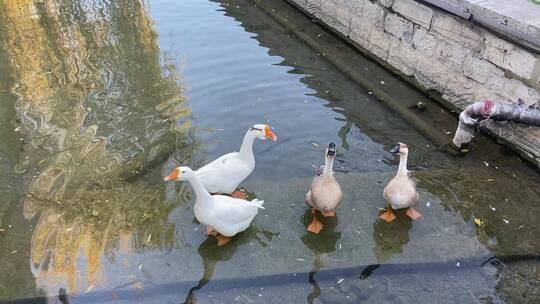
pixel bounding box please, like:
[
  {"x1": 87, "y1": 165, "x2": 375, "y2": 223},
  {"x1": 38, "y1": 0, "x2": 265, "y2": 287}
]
[{"x1": 1, "y1": 0, "x2": 196, "y2": 297}]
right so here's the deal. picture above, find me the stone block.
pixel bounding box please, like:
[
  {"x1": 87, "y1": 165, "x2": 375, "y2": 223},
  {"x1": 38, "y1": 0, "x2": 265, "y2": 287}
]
[
  {"x1": 368, "y1": 28, "x2": 392, "y2": 60},
  {"x1": 350, "y1": 17, "x2": 372, "y2": 44},
  {"x1": 362, "y1": 0, "x2": 385, "y2": 27},
  {"x1": 459, "y1": 24, "x2": 483, "y2": 51},
  {"x1": 463, "y1": 55, "x2": 504, "y2": 84},
  {"x1": 481, "y1": 33, "x2": 512, "y2": 68},
  {"x1": 431, "y1": 13, "x2": 461, "y2": 41},
  {"x1": 391, "y1": 0, "x2": 433, "y2": 29},
  {"x1": 384, "y1": 13, "x2": 414, "y2": 42},
  {"x1": 387, "y1": 36, "x2": 417, "y2": 76},
  {"x1": 431, "y1": 12, "x2": 484, "y2": 51},
  {"x1": 482, "y1": 32, "x2": 538, "y2": 79},
  {"x1": 378, "y1": 0, "x2": 394, "y2": 8},
  {"x1": 412, "y1": 27, "x2": 438, "y2": 55},
  {"x1": 504, "y1": 47, "x2": 538, "y2": 80},
  {"x1": 501, "y1": 80, "x2": 540, "y2": 105},
  {"x1": 304, "y1": 0, "x2": 321, "y2": 16},
  {"x1": 341, "y1": 0, "x2": 365, "y2": 15},
  {"x1": 320, "y1": 0, "x2": 353, "y2": 35},
  {"x1": 435, "y1": 39, "x2": 471, "y2": 71},
  {"x1": 349, "y1": 0, "x2": 385, "y2": 42}
]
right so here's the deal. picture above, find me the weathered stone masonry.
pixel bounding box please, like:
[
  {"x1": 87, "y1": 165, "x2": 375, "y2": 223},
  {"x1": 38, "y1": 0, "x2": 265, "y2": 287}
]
[{"x1": 287, "y1": 0, "x2": 540, "y2": 166}]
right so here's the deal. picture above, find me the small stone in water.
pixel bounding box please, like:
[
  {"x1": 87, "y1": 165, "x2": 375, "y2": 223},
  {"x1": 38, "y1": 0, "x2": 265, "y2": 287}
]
[
  {"x1": 426, "y1": 201, "x2": 431, "y2": 207},
  {"x1": 456, "y1": 262, "x2": 461, "y2": 267},
  {"x1": 502, "y1": 219, "x2": 510, "y2": 224},
  {"x1": 380, "y1": 81, "x2": 385, "y2": 85},
  {"x1": 368, "y1": 91, "x2": 373, "y2": 95}
]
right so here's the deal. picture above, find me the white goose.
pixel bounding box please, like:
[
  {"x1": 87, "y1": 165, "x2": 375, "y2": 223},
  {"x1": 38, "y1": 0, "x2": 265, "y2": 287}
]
[
  {"x1": 195, "y1": 124, "x2": 277, "y2": 197},
  {"x1": 380, "y1": 142, "x2": 421, "y2": 222},
  {"x1": 165, "y1": 166, "x2": 264, "y2": 246}
]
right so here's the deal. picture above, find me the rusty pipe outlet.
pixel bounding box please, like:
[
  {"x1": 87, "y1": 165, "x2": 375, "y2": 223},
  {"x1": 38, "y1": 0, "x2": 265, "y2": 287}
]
[{"x1": 452, "y1": 100, "x2": 540, "y2": 151}]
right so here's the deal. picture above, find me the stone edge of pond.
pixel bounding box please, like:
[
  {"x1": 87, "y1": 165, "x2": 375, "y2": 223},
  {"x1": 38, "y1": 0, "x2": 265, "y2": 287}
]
[{"x1": 267, "y1": 0, "x2": 540, "y2": 168}]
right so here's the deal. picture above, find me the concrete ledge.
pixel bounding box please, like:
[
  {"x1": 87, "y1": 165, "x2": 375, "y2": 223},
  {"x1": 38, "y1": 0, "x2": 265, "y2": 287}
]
[
  {"x1": 285, "y1": 0, "x2": 540, "y2": 167},
  {"x1": 422, "y1": 0, "x2": 540, "y2": 51}
]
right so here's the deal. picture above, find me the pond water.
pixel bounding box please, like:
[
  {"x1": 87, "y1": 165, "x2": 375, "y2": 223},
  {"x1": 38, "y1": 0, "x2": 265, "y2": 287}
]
[{"x1": 0, "y1": 0, "x2": 539, "y2": 303}]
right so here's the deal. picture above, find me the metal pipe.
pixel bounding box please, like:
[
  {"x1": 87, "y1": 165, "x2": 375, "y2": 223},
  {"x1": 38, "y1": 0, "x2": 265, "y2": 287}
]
[{"x1": 452, "y1": 100, "x2": 540, "y2": 151}]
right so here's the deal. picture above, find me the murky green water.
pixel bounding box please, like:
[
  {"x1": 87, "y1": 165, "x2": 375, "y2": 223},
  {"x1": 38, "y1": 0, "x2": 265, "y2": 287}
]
[{"x1": 0, "y1": 0, "x2": 539, "y2": 303}]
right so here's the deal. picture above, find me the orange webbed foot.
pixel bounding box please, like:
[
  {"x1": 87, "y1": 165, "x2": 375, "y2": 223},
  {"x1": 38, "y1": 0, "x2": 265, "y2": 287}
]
[
  {"x1": 307, "y1": 209, "x2": 323, "y2": 234},
  {"x1": 216, "y1": 235, "x2": 232, "y2": 246},
  {"x1": 379, "y1": 208, "x2": 396, "y2": 223},
  {"x1": 231, "y1": 189, "x2": 247, "y2": 200},
  {"x1": 406, "y1": 207, "x2": 422, "y2": 220},
  {"x1": 321, "y1": 210, "x2": 336, "y2": 217}
]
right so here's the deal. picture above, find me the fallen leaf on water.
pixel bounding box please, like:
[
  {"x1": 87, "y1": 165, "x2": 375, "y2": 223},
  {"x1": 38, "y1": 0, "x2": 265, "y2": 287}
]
[
  {"x1": 336, "y1": 278, "x2": 344, "y2": 285},
  {"x1": 11, "y1": 250, "x2": 17, "y2": 254},
  {"x1": 474, "y1": 217, "x2": 483, "y2": 226},
  {"x1": 311, "y1": 142, "x2": 320, "y2": 148},
  {"x1": 487, "y1": 179, "x2": 495, "y2": 182},
  {"x1": 295, "y1": 258, "x2": 305, "y2": 262},
  {"x1": 0, "y1": 229, "x2": 5, "y2": 232},
  {"x1": 502, "y1": 219, "x2": 510, "y2": 224}
]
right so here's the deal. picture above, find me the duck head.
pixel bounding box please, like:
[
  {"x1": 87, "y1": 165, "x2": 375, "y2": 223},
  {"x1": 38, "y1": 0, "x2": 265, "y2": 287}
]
[
  {"x1": 389, "y1": 142, "x2": 408, "y2": 155},
  {"x1": 326, "y1": 141, "x2": 336, "y2": 158},
  {"x1": 250, "y1": 124, "x2": 277, "y2": 141},
  {"x1": 164, "y1": 166, "x2": 193, "y2": 181}
]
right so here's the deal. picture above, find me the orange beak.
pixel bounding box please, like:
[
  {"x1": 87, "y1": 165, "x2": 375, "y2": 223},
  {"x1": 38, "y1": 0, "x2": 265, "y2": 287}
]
[
  {"x1": 164, "y1": 168, "x2": 179, "y2": 181},
  {"x1": 265, "y1": 125, "x2": 277, "y2": 141}
]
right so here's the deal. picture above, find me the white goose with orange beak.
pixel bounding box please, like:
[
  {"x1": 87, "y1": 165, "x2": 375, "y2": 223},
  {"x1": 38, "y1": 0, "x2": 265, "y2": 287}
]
[
  {"x1": 194, "y1": 124, "x2": 277, "y2": 197},
  {"x1": 164, "y1": 166, "x2": 264, "y2": 246}
]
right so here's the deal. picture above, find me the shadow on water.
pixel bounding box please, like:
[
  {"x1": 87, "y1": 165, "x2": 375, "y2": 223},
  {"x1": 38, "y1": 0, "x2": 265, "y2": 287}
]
[
  {"x1": 372, "y1": 211, "x2": 413, "y2": 262},
  {"x1": 300, "y1": 209, "x2": 341, "y2": 304},
  {"x1": 183, "y1": 224, "x2": 278, "y2": 304}
]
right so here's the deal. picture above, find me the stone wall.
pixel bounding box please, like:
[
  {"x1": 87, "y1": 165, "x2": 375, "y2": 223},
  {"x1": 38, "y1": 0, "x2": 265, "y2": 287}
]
[{"x1": 287, "y1": 0, "x2": 540, "y2": 165}]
